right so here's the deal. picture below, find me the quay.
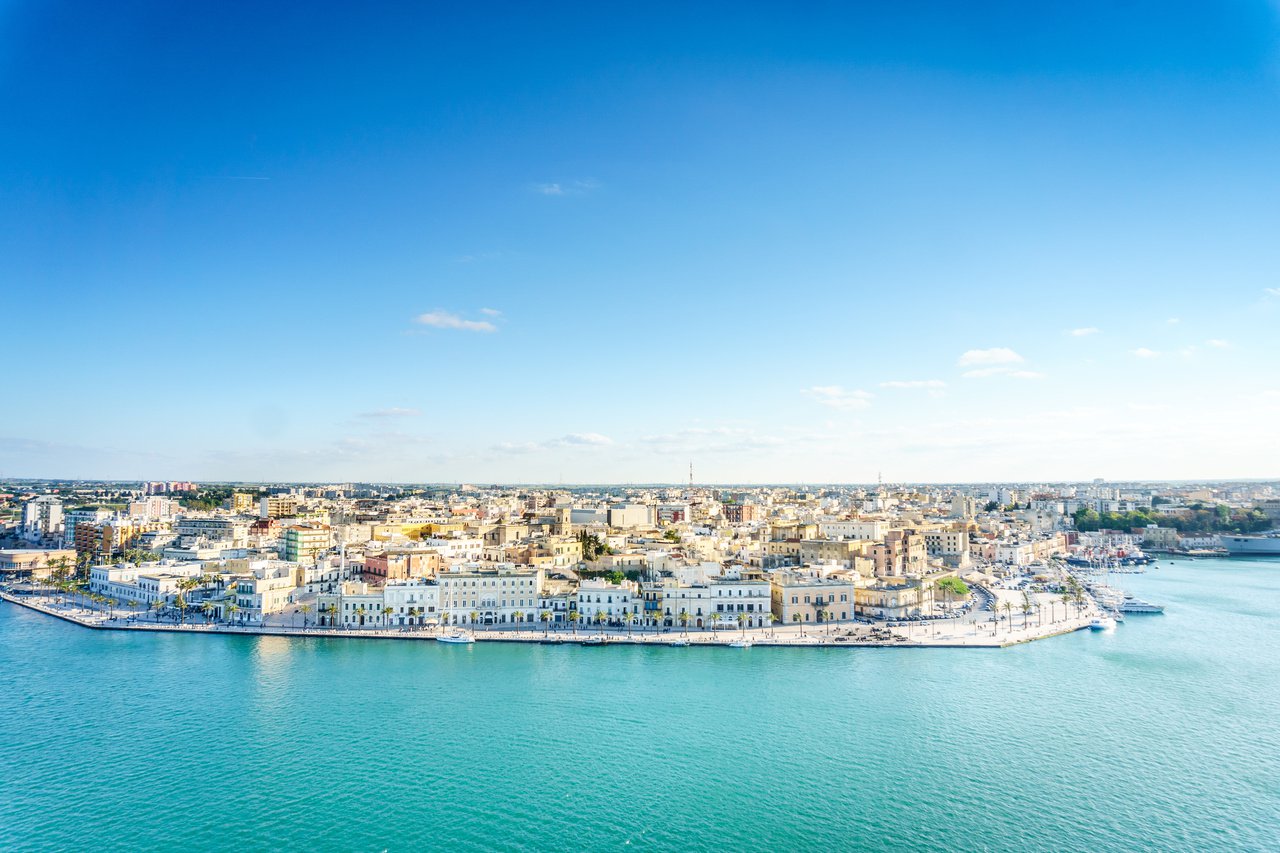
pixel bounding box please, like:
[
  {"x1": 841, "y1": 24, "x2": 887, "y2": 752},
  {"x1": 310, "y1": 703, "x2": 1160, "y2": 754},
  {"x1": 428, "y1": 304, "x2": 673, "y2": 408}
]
[{"x1": 1, "y1": 590, "x2": 1097, "y2": 650}]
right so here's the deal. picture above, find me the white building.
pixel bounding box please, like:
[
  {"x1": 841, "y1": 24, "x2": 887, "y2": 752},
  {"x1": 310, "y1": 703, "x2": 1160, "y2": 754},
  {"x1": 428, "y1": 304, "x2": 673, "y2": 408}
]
[
  {"x1": 576, "y1": 578, "x2": 639, "y2": 624},
  {"x1": 437, "y1": 562, "x2": 544, "y2": 626},
  {"x1": 818, "y1": 519, "x2": 889, "y2": 541},
  {"x1": 22, "y1": 496, "x2": 63, "y2": 542}
]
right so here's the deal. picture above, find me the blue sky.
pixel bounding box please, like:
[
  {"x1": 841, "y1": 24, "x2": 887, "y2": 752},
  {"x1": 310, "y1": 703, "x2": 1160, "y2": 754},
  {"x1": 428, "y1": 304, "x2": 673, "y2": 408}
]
[{"x1": 2, "y1": 1, "x2": 1279, "y2": 483}]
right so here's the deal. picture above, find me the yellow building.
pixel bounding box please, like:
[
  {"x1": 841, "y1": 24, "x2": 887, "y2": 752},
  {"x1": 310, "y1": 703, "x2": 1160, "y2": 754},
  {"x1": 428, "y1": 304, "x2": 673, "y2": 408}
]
[{"x1": 769, "y1": 572, "x2": 858, "y2": 624}]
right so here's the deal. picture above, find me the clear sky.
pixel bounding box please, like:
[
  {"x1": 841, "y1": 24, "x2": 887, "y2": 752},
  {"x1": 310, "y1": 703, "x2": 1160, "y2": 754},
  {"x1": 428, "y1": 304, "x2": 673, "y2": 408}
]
[{"x1": 2, "y1": 1, "x2": 1279, "y2": 483}]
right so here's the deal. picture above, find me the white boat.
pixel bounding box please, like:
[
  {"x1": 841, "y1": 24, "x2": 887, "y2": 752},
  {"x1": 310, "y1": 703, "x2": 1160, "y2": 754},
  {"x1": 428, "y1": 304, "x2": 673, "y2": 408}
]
[
  {"x1": 669, "y1": 638, "x2": 690, "y2": 647},
  {"x1": 728, "y1": 639, "x2": 752, "y2": 648},
  {"x1": 1089, "y1": 617, "x2": 1115, "y2": 631},
  {"x1": 438, "y1": 632, "x2": 474, "y2": 644},
  {"x1": 581, "y1": 636, "x2": 607, "y2": 646},
  {"x1": 1119, "y1": 596, "x2": 1164, "y2": 614}
]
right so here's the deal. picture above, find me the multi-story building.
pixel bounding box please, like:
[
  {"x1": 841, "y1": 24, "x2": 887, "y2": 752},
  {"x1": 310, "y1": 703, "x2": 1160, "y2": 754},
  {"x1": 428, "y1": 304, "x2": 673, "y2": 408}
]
[
  {"x1": 436, "y1": 562, "x2": 544, "y2": 626},
  {"x1": 871, "y1": 529, "x2": 927, "y2": 577},
  {"x1": 234, "y1": 563, "x2": 302, "y2": 620},
  {"x1": 283, "y1": 524, "x2": 331, "y2": 564},
  {"x1": 22, "y1": 496, "x2": 63, "y2": 542},
  {"x1": 722, "y1": 502, "x2": 760, "y2": 524},
  {"x1": 575, "y1": 578, "x2": 640, "y2": 625},
  {"x1": 363, "y1": 549, "x2": 443, "y2": 583},
  {"x1": 817, "y1": 519, "x2": 887, "y2": 540},
  {"x1": 607, "y1": 503, "x2": 652, "y2": 529},
  {"x1": 769, "y1": 572, "x2": 858, "y2": 625},
  {"x1": 855, "y1": 578, "x2": 931, "y2": 620},
  {"x1": 260, "y1": 495, "x2": 299, "y2": 519}
]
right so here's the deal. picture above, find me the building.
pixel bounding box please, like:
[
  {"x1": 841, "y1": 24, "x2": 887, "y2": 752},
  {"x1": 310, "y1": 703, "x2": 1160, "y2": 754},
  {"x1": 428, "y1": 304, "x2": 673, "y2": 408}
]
[
  {"x1": 436, "y1": 563, "x2": 544, "y2": 626},
  {"x1": 283, "y1": 524, "x2": 331, "y2": 564},
  {"x1": 364, "y1": 549, "x2": 443, "y2": 583},
  {"x1": 855, "y1": 577, "x2": 931, "y2": 620},
  {"x1": 769, "y1": 572, "x2": 857, "y2": 625},
  {"x1": 722, "y1": 502, "x2": 760, "y2": 524},
  {"x1": 817, "y1": 519, "x2": 888, "y2": 540},
  {"x1": 234, "y1": 563, "x2": 303, "y2": 621},
  {"x1": 575, "y1": 578, "x2": 640, "y2": 625},
  {"x1": 22, "y1": 496, "x2": 63, "y2": 542},
  {"x1": 260, "y1": 495, "x2": 299, "y2": 518},
  {"x1": 0, "y1": 548, "x2": 77, "y2": 579},
  {"x1": 607, "y1": 503, "x2": 652, "y2": 529}
]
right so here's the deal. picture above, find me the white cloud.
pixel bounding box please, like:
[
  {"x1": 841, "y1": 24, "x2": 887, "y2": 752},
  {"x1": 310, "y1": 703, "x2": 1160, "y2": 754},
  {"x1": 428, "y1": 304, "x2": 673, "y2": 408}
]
[
  {"x1": 1206, "y1": 339, "x2": 1230, "y2": 348},
  {"x1": 359, "y1": 407, "x2": 421, "y2": 419},
  {"x1": 558, "y1": 432, "x2": 613, "y2": 447},
  {"x1": 1265, "y1": 288, "x2": 1280, "y2": 297},
  {"x1": 962, "y1": 368, "x2": 1045, "y2": 380},
  {"x1": 1132, "y1": 348, "x2": 1160, "y2": 358},
  {"x1": 957, "y1": 347, "x2": 1024, "y2": 367},
  {"x1": 414, "y1": 310, "x2": 497, "y2": 333},
  {"x1": 803, "y1": 386, "x2": 873, "y2": 410},
  {"x1": 1167, "y1": 317, "x2": 1180, "y2": 325},
  {"x1": 479, "y1": 307, "x2": 502, "y2": 317},
  {"x1": 879, "y1": 379, "x2": 946, "y2": 389},
  {"x1": 1067, "y1": 327, "x2": 1100, "y2": 337},
  {"x1": 534, "y1": 183, "x2": 565, "y2": 196}
]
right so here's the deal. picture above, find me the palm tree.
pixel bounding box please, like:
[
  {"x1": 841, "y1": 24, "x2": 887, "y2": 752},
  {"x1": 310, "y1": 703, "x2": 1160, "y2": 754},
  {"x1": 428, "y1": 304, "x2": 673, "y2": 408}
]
[
  {"x1": 677, "y1": 609, "x2": 690, "y2": 635},
  {"x1": 1020, "y1": 592, "x2": 1033, "y2": 630},
  {"x1": 568, "y1": 609, "x2": 579, "y2": 635},
  {"x1": 736, "y1": 612, "x2": 747, "y2": 635},
  {"x1": 469, "y1": 610, "x2": 479, "y2": 628},
  {"x1": 174, "y1": 594, "x2": 188, "y2": 625},
  {"x1": 300, "y1": 604, "x2": 313, "y2": 628},
  {"x1": 201, "y1": 601, "x2": 216, "y2": 623},
  {"x1": 539, "y1": 609, "x2": 552, "y2": 636},
  {"x1": 792, "y1": 612, "x2": 804, "y2": 637},
  {"x1": 1001, "y1": 601, "x2": 1013, "y2": 632},
  {"x1": 126, "y1": 599, "x2": 138, "y2": 613},
  {"x1": 512, "y1": 611, "x2": 525, "y2": 632},
  {"x1": 381, "y1": 606, "x2": 394, "y2": 628},
  {"x1": 225, "y1": 601, "x2": 240, "y2": 625},
  {"x1": 594, "y1": 610, "x2": 607, "y2": 634},
  {"x1": 407, "y1": 606, "x2": 420, "y2": 627},
  {"x1": 151, "y1": 599, "x2": 166, "y2": 622},
  {"x1": 764, "y1": 611, "x2": 777, "y2": 636}
]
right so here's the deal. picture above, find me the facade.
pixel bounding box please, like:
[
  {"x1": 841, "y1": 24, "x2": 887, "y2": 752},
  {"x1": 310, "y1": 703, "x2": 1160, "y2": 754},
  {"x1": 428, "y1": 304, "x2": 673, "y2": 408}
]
[
  {"x1": 363, "y1": 549, "x2": 442, "y2": 583},
  {"x1": 437, "y1": 563, "x2": 544, "y2": 626},
  {"x1": 22, "y1": 496, "x2": 64, "y2": 542},
  {"x1": 722, "y1": 502, "x2": 760, "y2": 524},
  {"x1": 0, "y1": 548, "x2": 77, "y2": 579},
  {"x1": 770, "y1": 573, "x2": 858, "y2": 625},
  {"x1": 283, "y1": 524, "x2": 331, "y2": 564},
  {"x1": 855, "y1": 578, "x2": 931, "y2": 620},
  {"x1": 575, "y1": 578, "x2": 639, "y2": 624}
]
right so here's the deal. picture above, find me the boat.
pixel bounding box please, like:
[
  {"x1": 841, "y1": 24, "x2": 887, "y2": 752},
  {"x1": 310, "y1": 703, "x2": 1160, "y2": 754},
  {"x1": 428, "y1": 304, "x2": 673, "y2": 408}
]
[
  {"x1": 539, "y1": 636, "x2": 565, "y2": 645},
  {"x1": 669, "y1": 638, "x2": 690, "y2": 647},
  {"x1": 1118, "y1": 596, "x2": 1164, "y2": 614},
  {"x1": 1219, "y1": 532, "x2": 1280, "y2": 556},
  {"x1": 437, "y1": 632, "x2": 474, "y2": 644},
  {"x1": 581, "y1": 636, "x2": 608, "y2": 646},
  {"x1": 1089, "y1": 617, "x2": 1115, "y2": 631},
  {"x1": 728, "y1": 639, "x2": 752, "y2": 648}
]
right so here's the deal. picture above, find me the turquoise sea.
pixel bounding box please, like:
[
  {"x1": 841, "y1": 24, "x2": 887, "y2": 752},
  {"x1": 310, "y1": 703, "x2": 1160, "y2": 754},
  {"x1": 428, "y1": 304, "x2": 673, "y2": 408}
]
[{"x1": 2, "y1": 557, "x2": 1278, "y2": 852}]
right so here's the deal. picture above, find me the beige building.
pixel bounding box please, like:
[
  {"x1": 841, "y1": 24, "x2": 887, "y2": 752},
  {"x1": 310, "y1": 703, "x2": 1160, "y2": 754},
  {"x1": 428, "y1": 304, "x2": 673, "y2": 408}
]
[
  {"x1": 769, "y1": 572, "x2": 858, "y2": 625},
  {"x1": 855, "y1": 577, "x2": 932, "y2": 620},
  {"x1": 0, "y1": 548, "x2": 77, "y2": 579}
]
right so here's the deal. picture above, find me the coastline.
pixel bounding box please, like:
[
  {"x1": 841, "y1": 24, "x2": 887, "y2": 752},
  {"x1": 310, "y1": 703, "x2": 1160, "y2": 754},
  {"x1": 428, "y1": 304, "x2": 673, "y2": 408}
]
[{"x1": 0, "y1": 590, "x2": 1095, "y2": 649}]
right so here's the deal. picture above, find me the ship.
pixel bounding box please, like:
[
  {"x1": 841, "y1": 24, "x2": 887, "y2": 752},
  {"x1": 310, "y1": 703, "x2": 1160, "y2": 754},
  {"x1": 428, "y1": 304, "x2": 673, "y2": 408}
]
[{"x1": 1219, "y1": 532, "x2": 1280, "y2": 556}]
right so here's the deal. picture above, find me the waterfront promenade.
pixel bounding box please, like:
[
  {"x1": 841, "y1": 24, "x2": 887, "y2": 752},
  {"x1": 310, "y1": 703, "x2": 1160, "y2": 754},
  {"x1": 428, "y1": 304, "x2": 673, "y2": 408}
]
[{"x1": 0, "y1": 588, "x2": 1099, "y2": 649}]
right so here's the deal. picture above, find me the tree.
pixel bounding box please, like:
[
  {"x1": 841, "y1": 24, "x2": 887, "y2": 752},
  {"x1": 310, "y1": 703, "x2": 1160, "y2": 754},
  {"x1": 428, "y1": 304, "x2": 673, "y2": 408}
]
[
  {"x1": 568, "y1": 609, "x2": 579, "y2": 634},
  {"x1": 678, "y1": 610, "x2": 690, "y2": 633},
  {"x1": 736, "y1": 612, "x2": 748, "y2": 635},
  {"x1": 469, "y1": 610, "x2": 479, "y2": 627},
  {"x1": 577, "y1": 531, "x2": 608, "y2": 561},
  {"x1": 1020, "y1": 592, "x2": 1033, "y2": 629},
  {"x1": 407, "y1": 606, "x2": 420, "y2": 627},
  {"x1": 381, "y1": 606, "x2": 394, "y2": 627},
  {"x1": 540, "y1": 609, "x2": 552, "y2": 635},
  {"x1": 151, "y1": 599, "x2": 166, "y2": 622},
  {"x1": 513, "y1": 611, "x2": 525, "y2": 630},
  {"x1": 226, "y1": 601, "x2": 240, "y2": 625},
  {"x1": 202, "y1": 601, "x2": 216, "y2": 623},
  {"x1": 663, "y1": 529, "x2": 681, "y2": 542},
  {"x1": 300, "y1": 604, "x2": 313, "y2": 628},
  {"x1": 1001, "y1": 601, "x2": 1013, "y2": 632}
]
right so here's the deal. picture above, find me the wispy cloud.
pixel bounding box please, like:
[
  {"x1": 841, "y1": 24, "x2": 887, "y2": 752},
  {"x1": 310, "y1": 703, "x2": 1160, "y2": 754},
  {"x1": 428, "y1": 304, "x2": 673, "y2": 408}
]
[
  {"x1": 414, "y1": 310, "x2": 497, "y2": 333},
  {"x1": 1265, "y1": 288, "x2": 1280, "y2": 297},
  {"x1": 532, "y1": 178, "x2": 600, "y2": 197},
  {"x1": 1132, "y1": 347, "x2": 1160, "y2": 358},
  {"x1": 1206, "y1": 339, "x2": 1230, "y2": 348},
  {"x1": 803, "y1": 386, "x2": 873, "y2": 410},
  {"x1": 1167, "y1": 317, "x2": 1180, "y2": 325},
  {"x1": 492, "y1": 432, "x2": 614, "y2": 454},
  {"x1": 1067, "y1": 327, "x2": 1100, "y2": 337},
  {"x1": 879, "y1": 379, "x2": 946, "y2": 389},
  {"x1": 359, "y1": 407, "x2": 421, "y2": 419},
  {"x1": 479, "y1": 307, "x2": 502, "y2": 317},
  {"x1": 957, "y1": 347, "x2": 1023, "y2": 367}
]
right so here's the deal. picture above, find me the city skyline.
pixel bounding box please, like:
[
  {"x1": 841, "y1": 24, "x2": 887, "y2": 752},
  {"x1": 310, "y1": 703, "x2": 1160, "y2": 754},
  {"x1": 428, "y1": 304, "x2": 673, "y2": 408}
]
[{"x1": 3, "y1": 2, "x2": 1279, "y2": 482}]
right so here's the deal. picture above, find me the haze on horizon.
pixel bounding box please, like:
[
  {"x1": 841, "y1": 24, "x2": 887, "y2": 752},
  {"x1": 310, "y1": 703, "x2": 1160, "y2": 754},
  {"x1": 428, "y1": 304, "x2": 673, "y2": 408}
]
[{"x1": 2, "y1": 2, "x2": 1278, "y2": 484}]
